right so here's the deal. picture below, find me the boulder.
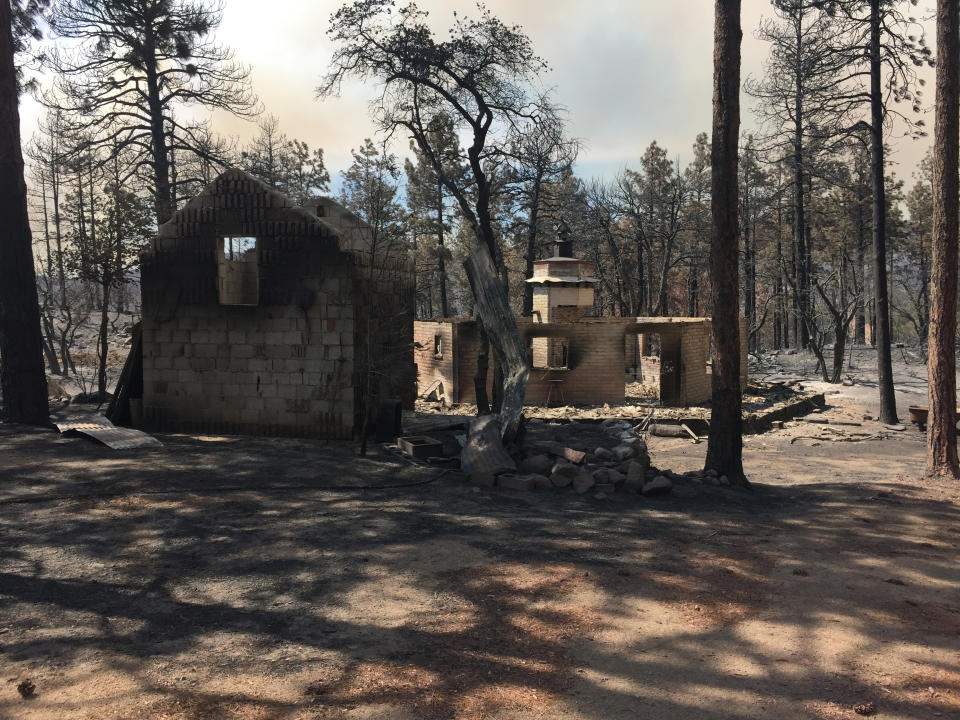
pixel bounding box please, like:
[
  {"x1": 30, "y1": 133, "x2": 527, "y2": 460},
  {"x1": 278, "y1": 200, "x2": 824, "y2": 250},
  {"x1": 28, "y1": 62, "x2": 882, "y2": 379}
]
[
  {"x1": 623, "y1": 475, "x2": 644, "y2": 493},
  {"x1": 594, "y1": 482, "x2": 616, "y2": 494},
  {"x1": 460, "y1": 416, "x2": 516, "y2": 475},
  {"x1": 498, "y1": 474, "x2": 534, "y2": 491},
  {"x1": 612, "y1": 444, "x2": 636, "y2": 461},
  {"x1": 519, "y1": 453, "x2": 554, "y2": 475},
  {"x1": 469, "y1": 472, "x2": 497, "y2": 487},
  {"x1": 528, "y1": 473, "x2": 553, "y2": 490},
  {"x1": 626, "y1": 461, "x2": 647, "y2": 486},
  {"x1": 642, "y1": 475, "x2": 673, "y2": 496},
  {"x1": 550, "y1": 461, "x2": 578, "y2": 488},
  {"x1": 541, "y1": 442, "x2": 586, "y2": 464},
  {"x1": 607, "y1": 469, "x2": 626, "y2": 485},
  {"x1": 573, "y1": 469, "x2": 596, "y2": 494},
  {"x1": 594, "y1": 447, "x2": 615, "y2": 461}
]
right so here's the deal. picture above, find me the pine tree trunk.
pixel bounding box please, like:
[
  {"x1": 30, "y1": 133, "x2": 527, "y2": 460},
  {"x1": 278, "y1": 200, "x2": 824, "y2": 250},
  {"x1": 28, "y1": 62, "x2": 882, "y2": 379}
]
[
  {"x1": 926, "y1": 0, "x2": 960, "y2": 477},
  {"x1": 705, "y1": 0, "x2": 746, "y2": 486},
  {"x1": 855, "y1": 237, "x2": 866, "y2": 344},
  {"x1": 793, "y1": 95, "x2": 809, "y2": 349},
  {"x1": 870, "y1": 0, "x2": 898, "y2": 424},
  {"x1": 522, "y1": 180, "x2": 541, "y2": 316},
  {"x1": 97, "y1": 282, "x2": 111, "y2": 400},
  {"x1": 0, "y1": 0, "x2": 48, "y2": 425},
  {"x1": 437, "y1": 182, "x2": 449, "y2": 318},
  {"x1": 687, "y1": 262, "x2": 699, "y2": 316}
]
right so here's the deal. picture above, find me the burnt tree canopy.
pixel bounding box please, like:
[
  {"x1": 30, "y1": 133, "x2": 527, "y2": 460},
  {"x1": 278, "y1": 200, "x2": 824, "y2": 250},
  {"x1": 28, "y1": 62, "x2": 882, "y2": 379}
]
[{"x1": 48, "y1": 0, "x2": 259, "y2": 225}]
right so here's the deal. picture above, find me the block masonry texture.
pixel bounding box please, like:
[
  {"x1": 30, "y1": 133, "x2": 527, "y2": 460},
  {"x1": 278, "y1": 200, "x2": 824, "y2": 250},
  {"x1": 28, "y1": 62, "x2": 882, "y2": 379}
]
[{"x1": 141, "y1": 168, "x2": 414, "y2": 439}]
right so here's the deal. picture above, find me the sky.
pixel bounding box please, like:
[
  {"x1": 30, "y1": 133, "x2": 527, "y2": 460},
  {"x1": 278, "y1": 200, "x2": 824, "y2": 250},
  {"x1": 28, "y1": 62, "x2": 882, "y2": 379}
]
[{"x1": 20, "y1": 0, "x2": 938, "y2": 190}]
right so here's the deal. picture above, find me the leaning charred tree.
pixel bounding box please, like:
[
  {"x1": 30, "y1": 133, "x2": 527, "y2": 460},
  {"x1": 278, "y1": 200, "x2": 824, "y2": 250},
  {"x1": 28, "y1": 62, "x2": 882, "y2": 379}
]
[
  {"x1": 0, "y1": 0, "x2": 48, "y2": 425},
  {"x1": 705, "y1": 0, "x2": 747, "y2": 486},
  {"x1": 320, "y1": 1, "x2": 550, "y2": 440},
  {"x1": 926, "y1": 0, "x2": 960, "y2": 477}
]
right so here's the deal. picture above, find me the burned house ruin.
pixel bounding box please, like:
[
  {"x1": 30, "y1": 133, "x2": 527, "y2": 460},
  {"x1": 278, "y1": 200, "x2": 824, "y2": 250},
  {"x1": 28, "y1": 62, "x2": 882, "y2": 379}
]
[
  {"x1": 415, "y1": 239, "x2": 746, "y2": 407},
  {"x1": 137, "y1": 169, "x2": 414, "y2": 439}
]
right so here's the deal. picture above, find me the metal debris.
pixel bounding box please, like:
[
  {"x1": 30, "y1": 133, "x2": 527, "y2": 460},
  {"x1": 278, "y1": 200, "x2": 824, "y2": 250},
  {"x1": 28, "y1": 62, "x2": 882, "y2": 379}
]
[{"x1": 54, "y1": 417, "x2": 162, "y2": 450}]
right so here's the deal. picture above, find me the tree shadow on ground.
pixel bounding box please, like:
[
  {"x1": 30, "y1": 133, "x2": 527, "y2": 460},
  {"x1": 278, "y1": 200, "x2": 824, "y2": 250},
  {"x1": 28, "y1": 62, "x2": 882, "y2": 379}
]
[{"x1": 0, "y1": 424, "x2": 958, "y2": 718}]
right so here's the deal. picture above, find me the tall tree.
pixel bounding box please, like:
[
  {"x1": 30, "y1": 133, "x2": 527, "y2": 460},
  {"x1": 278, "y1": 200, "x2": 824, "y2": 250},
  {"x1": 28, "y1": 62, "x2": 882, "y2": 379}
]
[
  {"x1": 240, "y1": 115, "x2": 288, "y2": 189},
  {"x1": 405, "y1": 113, "x2": 466, "y2": 319},
  {"x1": 867, "y1": 0, "x2": 896, "y2": 422},
  {"x1": 68, "y1": 168, "x2": 153, "y2": 399},
  {"x1": 747, "y1": 0, "x2": 858, "y2": 349},
  {"x1": 340, "y1": 138, "x2": 405, "y2": 258},
  {"x1": 683, "y1": 132, "x2": 711, "y2": 316},
  {"x1": 830, "y1": 0, "x2": 931, "y2": 423},
  {"x1": 49, "y1": 0, "x2": 259, "y2": 224},
  {"x1": 897, "y1": 161, "x2": 932, "y2": 343},
  {"x1": 926, "y1": 0, "x2": 959, "y2": 477},
  {"x1": 705, "y1": 0, "x2": 746, "y2": 485},
  {"x1": 284, "y1": 138, "x2": 330, "y2": 205},
  {"x1": 0, "y1": 0, "x2": 48, "y2": 424},
  {"x1": 506, "y1": 113, "x2": 579, "y2": 316},
  {"x1": 320, "y1": 1, "x2": 549, "y2": 439}
]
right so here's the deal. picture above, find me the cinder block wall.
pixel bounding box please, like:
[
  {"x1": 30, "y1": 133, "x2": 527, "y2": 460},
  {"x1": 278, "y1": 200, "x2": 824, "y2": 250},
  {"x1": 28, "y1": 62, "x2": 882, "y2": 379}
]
[
  {"x1": 142, "y1": 245, "x2": 356, "y2": 439},
  {"x1": 140, "y1": 170, "x2": 414, "y2": 439},
  {"x1": 352, "y1": 252, "x2": 417, "y2": 412}
]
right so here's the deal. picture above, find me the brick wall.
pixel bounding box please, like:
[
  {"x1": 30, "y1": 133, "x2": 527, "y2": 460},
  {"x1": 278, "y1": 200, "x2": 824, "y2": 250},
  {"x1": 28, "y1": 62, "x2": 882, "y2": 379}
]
[
  {"x1": 517, "y1": 318, "x2": 627, "y2": 405},
  {"x1": 413, "y1": 320, "x2": 457, "y2": 401},
  {"x1": 678, "y1": 321, "x2": 711, "y2": 404},
  {"x1": 410, "y1": 315, "x2": 748, "y2": 409}
]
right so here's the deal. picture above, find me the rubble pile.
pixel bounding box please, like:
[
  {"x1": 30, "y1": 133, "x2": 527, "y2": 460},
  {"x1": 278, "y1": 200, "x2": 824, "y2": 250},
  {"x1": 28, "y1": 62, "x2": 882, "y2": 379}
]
[{"x1": 466, "y1": 417, "x2": 689, "y2": 498}]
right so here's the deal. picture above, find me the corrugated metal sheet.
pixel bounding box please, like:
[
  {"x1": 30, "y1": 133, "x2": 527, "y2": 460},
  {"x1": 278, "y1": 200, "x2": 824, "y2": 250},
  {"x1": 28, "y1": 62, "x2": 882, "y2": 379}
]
[{"x1": 54, "y1": 419, "x2": 162, "y2": 449}]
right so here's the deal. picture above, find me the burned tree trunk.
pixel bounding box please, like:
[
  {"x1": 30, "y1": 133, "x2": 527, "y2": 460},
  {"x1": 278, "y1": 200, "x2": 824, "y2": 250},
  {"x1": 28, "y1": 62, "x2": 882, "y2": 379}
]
[
  {"x1": 473, "y1": 318, "x2": 491, "y2": 415},
  {"x1": 869, "y1": 0, "x2": 898, "y2": 424},
  {"x1": 464, "y1": 243, "x2": 529, "y2": 440},
  {"x1": 927, "y1": 0, "x2": 960, "y2": 477},
  {"x1": 705, "y1": 0, "x2": 747, "y2": 486},
  {"x1": 0, "y1": 0, "x2": 48, "y2": 425}
]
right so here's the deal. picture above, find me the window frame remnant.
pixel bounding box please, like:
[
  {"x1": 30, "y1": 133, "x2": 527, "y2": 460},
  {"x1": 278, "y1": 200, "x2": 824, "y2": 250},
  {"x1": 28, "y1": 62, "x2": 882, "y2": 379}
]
[{"x1": 217, "y1": 236, "x2": 260, "y2": 306}]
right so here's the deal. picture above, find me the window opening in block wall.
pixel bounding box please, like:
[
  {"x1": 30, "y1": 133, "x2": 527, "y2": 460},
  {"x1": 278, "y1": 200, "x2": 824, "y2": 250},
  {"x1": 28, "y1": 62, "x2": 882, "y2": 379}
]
[
  {"x1": 433, "y1": 334, "x2": 443, "y2": 358},
  {"x1": 218, "y1": 236, "x2": 259, "y2": 306},
  {"x1": 527, "y1": 336, "x2": 569, "y2": 370}
]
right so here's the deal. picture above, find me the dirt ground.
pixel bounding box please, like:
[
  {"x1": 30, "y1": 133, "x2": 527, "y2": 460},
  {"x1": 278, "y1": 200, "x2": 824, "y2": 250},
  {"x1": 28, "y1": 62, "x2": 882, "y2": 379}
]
[{"x1": 2, "y1": 348, "x2": 960, "y2": 719}]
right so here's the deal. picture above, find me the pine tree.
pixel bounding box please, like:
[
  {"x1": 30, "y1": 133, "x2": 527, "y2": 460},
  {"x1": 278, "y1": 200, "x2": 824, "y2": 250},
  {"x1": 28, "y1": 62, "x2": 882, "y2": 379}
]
[
  {"x1": 404, "y1": 114, "x2": 466, "y2": 319},
  {"x1": 49, "y1": 0, "x2": 259, "y2": 224},
  {"x1": 340, "y1": 139, "x2": 405, "y2": 258},
  {"x1": 705, "y1": 0, "x2": 746, "y2": 485},
  {"x1": 0, "y1": 0, "x2": 48, "y2": 424},
  {"x1": 926, "y1": 0, "x2": 960, "y2": 477}
]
